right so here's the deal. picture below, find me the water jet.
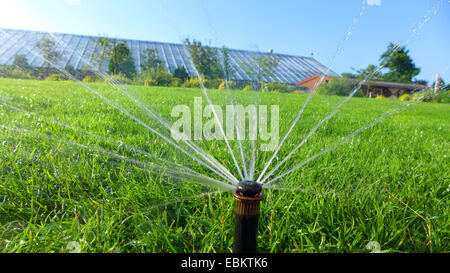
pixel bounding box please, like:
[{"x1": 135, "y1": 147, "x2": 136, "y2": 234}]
[{"x1": 233, "y1": 181, "x2": 263, "y2": 253}]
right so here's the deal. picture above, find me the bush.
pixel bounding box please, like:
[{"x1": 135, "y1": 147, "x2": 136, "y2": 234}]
[
  {"x1": 82, "y1": 75, "x2": 98, "y2": 83},
  {"x1": 413, "y1": 89, "x2": 450, "y2": 103},
  {"x1": 317, "y1": 78, "x2": 364, "y2": 97},
  {"x1": 168, "y1": 78, "x2": 181, "y2": 87},
  {"x1": 261, "y1": 82, "x2": 295, "y2": 93},
  {"x1": 376, "y1": 95, "x2": 387, "y2": 100},
  {"x1": 182, "y1": 77, "x2": 202, "y2": 88},
  {"x1": 412, "y1": 92, "x2": 423, "y2": 101},
  {"x1": 399, "y1": 94, "x2": 411, "y2": 101},
  {"x1": 436, "y1": 91, "x2": 450, "y2": 103},
  {"x1": 218, "y1": 80, "x2": 234, "y2": 90},
  {"x1": 243, "y1": 85, "x2": 253, "y2": 91},
  {"x1": 45, "y1": 74, "x2": 67, "y2": 81},
  {"x1": 204, "y1": 78, "x2": 221, "y2": 89},
  {"x1": 134, "y1": 68, "x2": 175, "y2": 87},
  {"x1": 0, "y1": 66, "x2": 35, "y2": 80},
  {"x1": 104, "y1": 73, "x2": 133, "y2": 85}
]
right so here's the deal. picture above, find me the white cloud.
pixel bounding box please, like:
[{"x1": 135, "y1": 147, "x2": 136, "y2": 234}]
[
  {"x1": 367, "y1": 0, "x2": 381, "y2": 6},
  {"x1": 67, "y1": 0, "x2": 81, "y2": 6}
]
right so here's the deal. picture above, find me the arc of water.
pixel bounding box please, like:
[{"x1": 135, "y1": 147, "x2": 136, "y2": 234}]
[
  {"x1": 0, "y1": 98, "x2": 223, "y2": 181},
  {"x1": 0, "y1": 28, "x2": 238, "y2": 184},
  {"x1": 264, "y1": 93, "x2": 432, "y2": 186},
  {"x1": 0, "y1": 125, "x2": 235, "y2": 191},
  {"x1": 0, "y1": 28, "x2": 239, "y2": 185},
  {"x1": 257, "y1": 0, "x2": 368, "y2": 182},
  {"x1": 41, "y1": 31, "x2": 239, "y2": 184},
  {"x1": 161, "y1": 0, "x2": 245, "y2": 182},
  {"x1": 202, "y1": 2, "x2": 280, "y2": 181},
  {"x1": 259, "y1": 0, "x2": 443, "y2": 184},
  {"x1": 217, "y1": 49, "x2": 249, "y2": 180}
]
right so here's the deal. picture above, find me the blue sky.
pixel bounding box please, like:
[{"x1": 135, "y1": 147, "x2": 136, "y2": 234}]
[{"x1": 0, "y1": 0, "x2": 449, "y2": 83}]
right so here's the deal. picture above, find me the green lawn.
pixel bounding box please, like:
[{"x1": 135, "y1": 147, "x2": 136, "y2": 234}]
[{"x1": 0, "y1": 78, "x2": 448, "y2": 253}]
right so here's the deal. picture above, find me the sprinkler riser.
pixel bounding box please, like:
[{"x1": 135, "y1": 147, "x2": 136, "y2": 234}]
[{"x1": 233, "y1": 181, "x2": 263, "y2": 253}]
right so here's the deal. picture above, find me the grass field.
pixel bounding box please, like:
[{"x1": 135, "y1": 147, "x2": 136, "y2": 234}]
[{"x1": 0, "y1": 78, "x2": 448, "y2": 253}]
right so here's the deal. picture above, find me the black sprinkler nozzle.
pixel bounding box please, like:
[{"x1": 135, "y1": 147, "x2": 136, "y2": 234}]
[{"x1": 233, "y1": 181, "x2": 263, "y2": 253}]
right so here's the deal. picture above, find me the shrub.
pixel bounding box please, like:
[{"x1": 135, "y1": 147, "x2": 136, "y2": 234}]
[
  {"x1": 82, "y1": 75, "x2": 97, "y2": 83},
  {"x1": 399, "y1": 94, "x2": 411, "y2": 101},
  {"x1": 182, "y1": 77, "x2": 202, "y2": 88},
  {"x1": 0, "y1": 66, "x2": 35, "y2": 80},
  {"x1": 134, "y1": 68, "x2": 175, "y2": 87},
  {"x1": 376, "y1": 95, "x2": 387, "y2": 100},
  {"x1": 437, "y1": 91, "x2": 450, "y2": 103},
  {"x1": 243, "y1": 85, "x2": 253, "y2": 91},
  {"x1": 261, "y1": 82, "x2": 295, "y2": 93},
  {"x1": 317, "y1": 78, "x2": 364, "y2": 97},
  {"x1": 413, "y1": 89, "x2": 450, "y2": 103},
  {"x1": 45, "y1": 74, "x2": 66, "y2": 81},
  {"x1": 218, "y1": 80, "x2": 234, "y2": 90},
  {"x1": 168, "y1": 78, "x2": 181, "y2": 87},
  {"x1": 205, "y1": 78, "x2": 222, "y2": 89},
  {"x1": 412, "y1": 92, "x2": 423, "y2": 101},
  {"x1": 104, "y1": 73, "x2": 133, "y2": 85}
]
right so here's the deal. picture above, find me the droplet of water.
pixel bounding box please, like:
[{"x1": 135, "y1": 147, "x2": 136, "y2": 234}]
[
  {"x1": 66, "y1": 241, "x2": 81, "y2": 253},
  {"x1": 366, "y1": 241, "x2": 381, "y2": 253}
]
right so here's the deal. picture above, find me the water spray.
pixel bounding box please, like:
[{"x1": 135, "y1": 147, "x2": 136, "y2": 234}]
[{"x1": 233, "y1": 181, "x2": 263, "y2": 253}]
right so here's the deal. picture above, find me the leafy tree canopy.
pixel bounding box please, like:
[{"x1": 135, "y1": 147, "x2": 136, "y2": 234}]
[
  {"x1": 347, "y1": 43, "x2": 423, "y2": 84},
  {"x1": 13, "y1": 54, "x2": 30, "y2": 71},
  {"x1": 380, "y1": 43, "x2": 420, "y2": 83},
  {"x1": 36, "y1": 37, "x2": 60, "y2": 68},
  {"x1": 242, "y1": 54, "x2": 280, "y2": 90},
  {"x1": 141, "y1": 48, "x2": 163, "y2": 71},
  {"x1": 173, "y1": 66, "x2": 189, "y2": 81},
  {"x1": 184, "y1": 38, "x2": 223, "y2": 80},
  {"x1": 108, "y1": 42, "x2": 136, "y2": 79}
]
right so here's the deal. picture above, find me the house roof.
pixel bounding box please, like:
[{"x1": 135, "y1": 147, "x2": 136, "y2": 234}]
[{"x1": 0, "y1": 28, "x2": 339, "y2": 84}]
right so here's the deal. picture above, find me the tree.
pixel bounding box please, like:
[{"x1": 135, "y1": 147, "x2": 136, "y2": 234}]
[
  {"x1": 354, "y1": 64, "x2": 383, "y2": 80},
  {"x1": 173, "y1": 66, "x2": 189, "y2": 81},
  {"x1": 36, "y1": 37, "x2": 60, "y2": 69},
  {"x1": 341, "y1": 72, "x2": 358, "y2": 79},
  {"x1": 432, "y1": 77, "x2": 448, "y2": 91},
  {"x1": 379, "y1": 43, "x2": 420, "y2": 83},
  {"x1": 141, "y1": 48, "x2": 163, "y2": 71},
  {"x1": 13, "y1": 54, "x2": 30, "y2": 71},
  {"x1": 184, "y1": 38, "x2": 223, "y2": 79},
  {"x1": 108, "y1": 42, "x2": 136, "y2": 79},
  {"x1": 219, "y1": 47, "x2": 234, "y2": 81},
  {"x1": 414, "y1": 79, "x2": 428, "y2": 86},
  {"x1": 92, "y1": 36, "x2": 116, "y2": 72},
  {"x1": 348, "y1": 43, "x2": 421, "y2": 84},
  {"x1": 243, "y1": 54, "x2": 280, "y2": 90}
]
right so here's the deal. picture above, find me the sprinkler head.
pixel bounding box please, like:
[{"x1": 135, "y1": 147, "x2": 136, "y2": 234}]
[
  {"x1": 236, "y1": 181, "x2": 263, "y2": 198},
  {"x1": 233, "y1": 181, "x2": 263, "y2": 253}
]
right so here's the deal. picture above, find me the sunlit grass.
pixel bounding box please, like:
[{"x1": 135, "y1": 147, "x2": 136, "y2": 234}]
[{"x1": 0, "y1": 78, "x2": 448, "y2": 253}]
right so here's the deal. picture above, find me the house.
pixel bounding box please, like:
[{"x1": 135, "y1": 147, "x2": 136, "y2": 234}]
[{"x1": 296, "y1": 74, "x2": 428, "y2": 98}]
